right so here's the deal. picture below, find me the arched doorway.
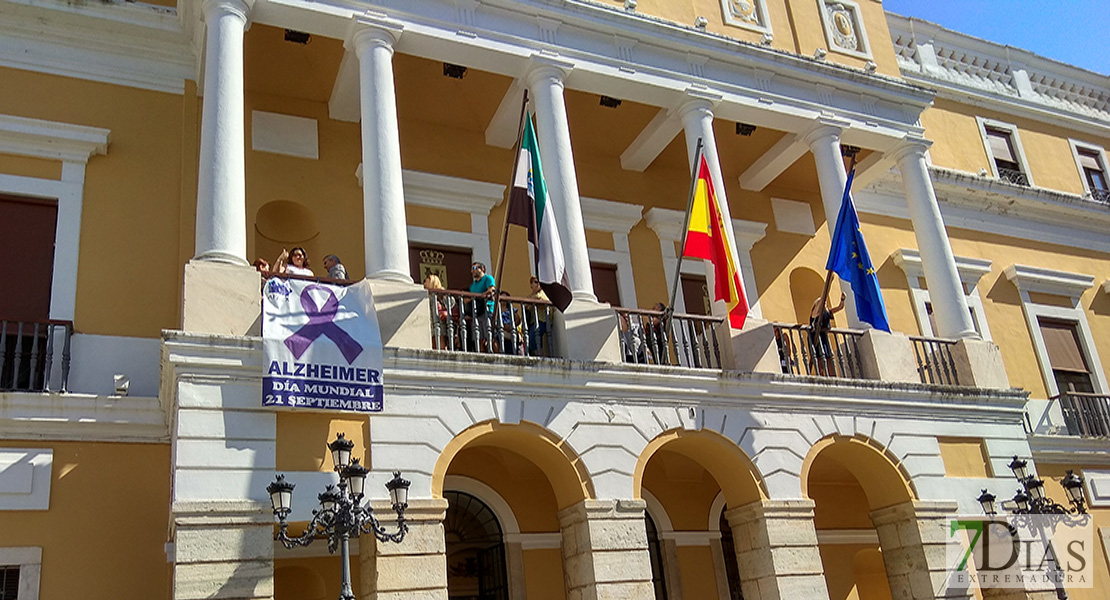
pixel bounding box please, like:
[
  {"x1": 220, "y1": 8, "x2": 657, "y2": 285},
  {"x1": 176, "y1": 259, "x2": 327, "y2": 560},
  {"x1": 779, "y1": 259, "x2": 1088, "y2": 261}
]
[
  {"x1": 445, "y1": 490, "x2": 509, "y2": 600},
  {"x1": 718, "y1": 509, "x2": 744, "y2": 600},
  {"x1": 803, "y1": 436, "x2": 912, "y2": 600}
]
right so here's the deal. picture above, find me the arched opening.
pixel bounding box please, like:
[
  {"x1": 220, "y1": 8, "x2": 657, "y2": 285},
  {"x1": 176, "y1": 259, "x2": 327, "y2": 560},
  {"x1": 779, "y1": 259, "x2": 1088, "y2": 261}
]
[
  {"x1": 803, "y1": 436, "x2": 914, "y2": 600},
  {"x1": 445, "y1": 490, "x2": 509, "y2": 600},
  {"x1": 635, "y1": 430, "x2": 766, "y2": 600},
  {"x1": 434, "y1": 421, "x2": 593, "y2": 600}
]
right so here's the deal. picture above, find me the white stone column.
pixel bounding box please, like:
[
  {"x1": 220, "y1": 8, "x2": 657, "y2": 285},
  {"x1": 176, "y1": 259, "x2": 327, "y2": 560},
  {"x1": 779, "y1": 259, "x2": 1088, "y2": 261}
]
[
  {"x1": 526, "y1": 56, "x2": 595, "y2": 301},
  {"x1": 350, "y1": 14, "x2": 411, "y2": 283},
  {"x1": 194, "y1": 0, "x2": 253, "y2": 265},
  {"x1": 891, "y1": 139, "x2": 977, "y2": 339},
  {"x1": 677, "y1": 90, "x2": 749, "y2": 317},
  {"x1": 803, "y1": 118, "x2": 863, "y2": 328}
]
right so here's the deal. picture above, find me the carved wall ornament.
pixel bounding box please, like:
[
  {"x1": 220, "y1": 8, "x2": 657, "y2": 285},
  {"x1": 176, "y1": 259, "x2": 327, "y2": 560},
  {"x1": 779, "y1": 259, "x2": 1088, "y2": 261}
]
[
  {"x1": 720, "y1": 0, "x2": 772, "y2": 35},
  {"x1": 817, "y1": 0, "x2": 872, "y2": 59}
]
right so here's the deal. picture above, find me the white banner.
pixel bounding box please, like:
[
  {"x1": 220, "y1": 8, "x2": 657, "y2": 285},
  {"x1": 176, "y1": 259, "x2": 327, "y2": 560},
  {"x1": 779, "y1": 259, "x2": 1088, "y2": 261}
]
[{"x1": 262, "y1": 278, "x2": 384, "y2": 412}]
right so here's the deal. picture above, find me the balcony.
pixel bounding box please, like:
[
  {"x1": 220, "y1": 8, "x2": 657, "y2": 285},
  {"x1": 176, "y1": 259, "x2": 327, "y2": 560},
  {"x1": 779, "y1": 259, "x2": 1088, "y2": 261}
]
[
  {"x1": 997, "y1": 167, "x2": 1030, "y2": 186},
  {"x1": 0, "y1": 320, "x2": 72, "y2": 393},
  {"x1": 1090, "y1": 188, "x2": 1110, "y2": 204},
  {"x1": 1056, "y1": 391, "x2": 1110, "y2": 438}
]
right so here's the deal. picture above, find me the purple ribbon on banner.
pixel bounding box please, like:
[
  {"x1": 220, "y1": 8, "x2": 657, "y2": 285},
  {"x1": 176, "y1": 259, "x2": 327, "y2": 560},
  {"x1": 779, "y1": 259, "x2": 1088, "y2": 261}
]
[{"x1": 284, "y1": 285, "x2": 364, "y2": 364}]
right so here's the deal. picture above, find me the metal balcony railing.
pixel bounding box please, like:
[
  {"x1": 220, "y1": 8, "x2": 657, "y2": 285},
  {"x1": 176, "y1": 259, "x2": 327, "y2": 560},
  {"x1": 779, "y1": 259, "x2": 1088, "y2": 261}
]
[
  {"x1": 427, "y1": 290, "x2": 555, "y2": 358},
  {"x1": 909, "y1": 336, "x2": 960, "y2": 386},
  {"x1": 615, "y1": 308, "x2": 724, "y2": 370},
  {"x1": 1055, "y1": 391, "x2": 1110, "y2": 438},
  {"x1": 773, "y1": 323, "x2": 864, "y2": 379},
  {"x1": 997, "y1": 167, "x2": 1029, "y2": 186},
  {"x1": 0, "y1": 320, "x2": 72, "y2": 392},
  {"x1": 1090, "y1": 188, "x2": 1110, "y2": 204}
]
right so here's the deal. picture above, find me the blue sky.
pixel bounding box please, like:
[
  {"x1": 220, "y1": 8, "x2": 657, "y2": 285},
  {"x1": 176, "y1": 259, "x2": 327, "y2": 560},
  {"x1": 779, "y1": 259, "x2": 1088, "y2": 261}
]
[{"x1": 882, "y1": 0, "x2": 1110, "y2": 76}]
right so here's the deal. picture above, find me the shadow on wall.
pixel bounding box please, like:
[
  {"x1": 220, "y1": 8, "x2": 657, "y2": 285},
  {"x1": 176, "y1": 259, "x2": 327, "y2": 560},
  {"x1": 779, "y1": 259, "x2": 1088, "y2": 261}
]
[{"x1": 790, "y1": 266, "x2": 826, "y2": 325}]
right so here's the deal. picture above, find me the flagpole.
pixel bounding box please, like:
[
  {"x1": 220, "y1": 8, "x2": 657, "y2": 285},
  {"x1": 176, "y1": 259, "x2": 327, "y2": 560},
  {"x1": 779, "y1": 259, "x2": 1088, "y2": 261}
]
[
  {"x1": 817, "y1": 149, "x2": 860, "y2": 314},
  {"x1": 493, "y1": 89, "x2": 530, "y2": 300},
  {"x1": 665, "y1": 138, "x2": 705, "y2": 357}
]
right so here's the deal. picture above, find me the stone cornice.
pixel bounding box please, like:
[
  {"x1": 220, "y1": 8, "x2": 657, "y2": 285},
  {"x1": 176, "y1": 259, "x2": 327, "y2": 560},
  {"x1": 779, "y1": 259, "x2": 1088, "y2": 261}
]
[
  {"x1": 856, "y1": 167, "x2": 1110, "y2": 254},
  {"x1": 887, "y1": 13, "x2": 1110, "y2": 136},
  {"x1": 580, "y1": 196, "x2": 644, "y2": 235},
  {"x1": 401, "y1": 169, "x2": 504, "y2": 216},
  {"x1": 0, "y1": 0, "x2": 194, "y2": 94},
  {"x1": 1028, "y1": 434, "x2": 1110, "y2": 466},
  {"x1": 0, "y1": 113, "x2": 110, "y2": 163},
  {"x1": 643, "y1": 207, "x2": 766, "y2": 250},
  {"x1": 1004, "y1": 265, "x2": 1094, "y2": 299},
  {"x1": 893, "y1": 248, "x2": 991, "y2": 284},
  {"x1": 0, "y1": 391, "x2": 168, "y2": 442}
]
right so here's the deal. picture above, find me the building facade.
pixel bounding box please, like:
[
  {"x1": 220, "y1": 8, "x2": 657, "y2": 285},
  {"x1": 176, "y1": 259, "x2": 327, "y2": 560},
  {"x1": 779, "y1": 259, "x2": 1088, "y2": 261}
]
[{"x1": 0, "y1": 1, "x2": 1108, "y2": 599}]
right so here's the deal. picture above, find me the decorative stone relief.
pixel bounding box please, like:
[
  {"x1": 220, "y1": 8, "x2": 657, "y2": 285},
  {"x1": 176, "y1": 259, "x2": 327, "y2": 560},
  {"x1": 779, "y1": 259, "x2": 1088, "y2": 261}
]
[
  {"x1": 817, "y1": 0, "x2": 871, "y2": 59},
  {"x1": 720, "y1": 0, "x2": 772, "y2": 35}
]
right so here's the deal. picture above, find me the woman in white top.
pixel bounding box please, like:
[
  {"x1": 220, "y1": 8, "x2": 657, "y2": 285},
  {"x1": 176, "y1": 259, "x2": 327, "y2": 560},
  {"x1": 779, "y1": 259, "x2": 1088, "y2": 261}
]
[{"x1": 275, "y1": 246, "x2": 314, "y2": 277}]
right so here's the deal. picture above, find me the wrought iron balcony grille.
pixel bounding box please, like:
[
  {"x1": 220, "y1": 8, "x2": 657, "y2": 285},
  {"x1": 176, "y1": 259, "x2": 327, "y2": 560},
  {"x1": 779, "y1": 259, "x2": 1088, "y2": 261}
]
[
  {"x1": 997, "y1": 167, "x2": 1029, "y2": 186},
  {"x1": 773, "y1": 323, "x2": 864, "y2": 379},
  {"x1": 1055, "y1": 391, "x2": 1110, "y2": 438},
  {"x1": 427, "y1": 290, "x2": 555, "y2": 358},
  {"x1": 1089, "y1": 188, "x2": 1110, "y2": 204},
  {"x1": 0, "y1": 320, "x2": 72, "y2": 392},
  {"x1": 615, "y1": 308, "x2": 723, "y2": 370},
  {"x1": 909, "y1": 336, "x2": 960, "y2": 386}
]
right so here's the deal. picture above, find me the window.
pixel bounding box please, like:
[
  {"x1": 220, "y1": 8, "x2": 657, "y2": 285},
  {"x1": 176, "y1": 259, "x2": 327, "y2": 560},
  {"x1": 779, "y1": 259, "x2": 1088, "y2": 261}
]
[
  {"x1": 408, "y1": 244, "x2": 473, "y2": 292},
  {"x1": 443, "y1": 491, "x2": 508, "y2": 600},
  {"x1": 1004, "y1": 264, "x2": 1106, "y2": 397},
  {"x1": 985, "y1": 127, "x2": 1027, "y2": 185},
  {"x1": 977, "y1": 118, "x2": 1032, "y2": 187},
  {"x1": 590, "y1": 262, "x2": 622, "y2": 307},
  {"x1": 893, "y1": 249, "x2": 992, "y2": 340},
  {"x1": 680, "y1": 274, "x2": 710, "y2": 316},
  {"x1": 1070, "y1": 141, "x2": 1110, "y2": 204},
  {"x1": 0, "y1": 548, "x2": 40, "y2": 600},
  {"x1": 1038, "y1": 319, "x2": 1094, "y2": 394},
  {"x1": 0, "y1": 566, "x2": 17, "y2": 600}
]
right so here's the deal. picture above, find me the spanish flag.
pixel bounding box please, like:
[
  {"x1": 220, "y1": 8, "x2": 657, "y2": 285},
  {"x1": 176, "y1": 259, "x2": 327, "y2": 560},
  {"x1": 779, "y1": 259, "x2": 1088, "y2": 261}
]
[{"x1": 681, "y1": 155, "x2": 749, "y2": 329}]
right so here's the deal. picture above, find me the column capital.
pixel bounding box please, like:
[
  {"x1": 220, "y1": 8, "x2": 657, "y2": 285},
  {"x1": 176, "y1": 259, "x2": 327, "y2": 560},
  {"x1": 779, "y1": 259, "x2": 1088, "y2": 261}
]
[
  {"x1": 525, "y1": 53, "x2": 574, "y2": 88},
  {"x1": 347, "y1": 11, "x2": 404, "y2": 52},
  {"x1": 888, "y1": 134, "x2": 934, "y2": 164},
  {"x1": 675, "y1": 86, "x2": 722, "y2": 122},
  {"x1": 800, "y1": 115, "x2": 850, "y2": 149},
  {"x1": 200, "y1": 0, "x2": 253, "y2": 22}
]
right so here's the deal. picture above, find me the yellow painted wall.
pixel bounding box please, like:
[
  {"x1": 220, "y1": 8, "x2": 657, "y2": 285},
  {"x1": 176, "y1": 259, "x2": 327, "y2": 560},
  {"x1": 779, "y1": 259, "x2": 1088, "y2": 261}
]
[
  {"x1": 820, "y1": 543, "x2": 888, "y2": 600},
  {"x1": 937, "y1": 438, "x2": 991, "y2": 478},
  {"x1": 275, "y1": 556, "x2": 358, "y2": 600},
  {"x1": 522, "y1": 547, "x2": 566, "y2": 600},
  {"x1": 0, "y1": 440, "x2": 171, "y2": 599},
  {"x1": 0, "y1": 66, "x2": 186, "y2": 338},
  {"x1": 444, "y1": 446, "x2": 561, "y2": 532},
  {"x1": 676, "y1": 545, "x2": 720, "y2": 599},
  {"x1": 275, "y1": 413, "x2": 370, "y2": 472},
  {"x1": 584, "y1": 229, "x2": 615, "y2": 252},
  {"x1": 642, "y1": 449, "x2": 722, "y2": 530},
  {"x1": 0, "y1": 153, "x2": 61, "y2": 180},
  {"x1": 922, "y1": 98, "x2": 1110, "y2": 196},
  {"x1": 1037, "y1": 463, "x2": 1110, "y2": 600}
]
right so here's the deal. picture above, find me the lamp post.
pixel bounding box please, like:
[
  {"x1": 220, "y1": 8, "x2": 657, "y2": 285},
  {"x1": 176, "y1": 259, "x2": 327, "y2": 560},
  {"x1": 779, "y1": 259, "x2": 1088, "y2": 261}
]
[
  {"x1": 267, "y1": 433, "x2": 411, "y2": 600},
  {"x1": 975, "y1": 456, "x2": 1087, "y2": 600}
]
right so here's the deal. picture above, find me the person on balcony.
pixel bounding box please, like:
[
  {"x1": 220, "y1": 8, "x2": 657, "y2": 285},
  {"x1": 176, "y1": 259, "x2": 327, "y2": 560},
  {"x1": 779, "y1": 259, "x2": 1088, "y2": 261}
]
[
  {"x1": 323, "y1": 254, "x2": 347, "y2": 280},
  {"x1": 497, "y1": 290, "x2": 523, "y2": 356},
  {"x1": 424, "y1": 274, "x2": 452, "y2": 349},
  {"x1": 809, "y1": 292, "x2": 846, "y2": 376},
  {"x1": 467, "y1": 262, "x2": 496, "y2": 352},
  {"x1": 526, "y1": 276, "x2": 549, "y2": 355},
  {"x1": 619, "y1": 312, "x2": 648, "y2": 364},
  {"x1": 273, "y1": 247, "x2": 314, "y2": 277}
]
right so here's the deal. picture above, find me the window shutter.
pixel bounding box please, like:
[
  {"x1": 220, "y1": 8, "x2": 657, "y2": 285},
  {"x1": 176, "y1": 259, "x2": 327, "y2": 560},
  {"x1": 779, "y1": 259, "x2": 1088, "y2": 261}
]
[
  {"x1": 1078, "y1": 149, "x2": 1102, "y2": 171},
  {"x1": 1039, "y1": 319, "x2": 1089, "y2": 373},
  {"x1": 986, "y1": 128, "x2": 1016, "y2": 162}
]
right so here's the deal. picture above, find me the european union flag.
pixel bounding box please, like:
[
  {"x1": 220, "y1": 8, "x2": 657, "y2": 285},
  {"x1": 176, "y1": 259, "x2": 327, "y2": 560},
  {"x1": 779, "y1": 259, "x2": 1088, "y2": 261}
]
[{"x1": 825, "y1": 169, "x2": 890, "y2": 331}]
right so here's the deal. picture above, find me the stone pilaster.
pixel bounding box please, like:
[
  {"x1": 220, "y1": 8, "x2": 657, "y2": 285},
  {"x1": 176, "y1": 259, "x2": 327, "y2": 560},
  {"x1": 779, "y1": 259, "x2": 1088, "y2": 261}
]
[
  {"x1": 725, "y1": 500, "x2": 830, "y2": 600},
  {"x1": 557, "y1": 499, "x2": 654, "y2": 600},
  {"x1": 173, "y1": 502, "x2": 274, "y2": 600},
  {"x1": 870, "y1": 500, "x2": 973, "y2": 600},
  {"x1": 359, "y1": 498, "x2": 449, "y2": 600}
]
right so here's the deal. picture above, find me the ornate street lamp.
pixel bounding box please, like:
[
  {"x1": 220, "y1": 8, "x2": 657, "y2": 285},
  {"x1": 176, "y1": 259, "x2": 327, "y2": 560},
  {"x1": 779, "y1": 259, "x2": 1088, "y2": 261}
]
[
  {"x1": 976, "y1": 456, "x2": 1088, "y2": 600},
  {"x1": 267, "y1": 433, "x2": 411, "y2": 600}
]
